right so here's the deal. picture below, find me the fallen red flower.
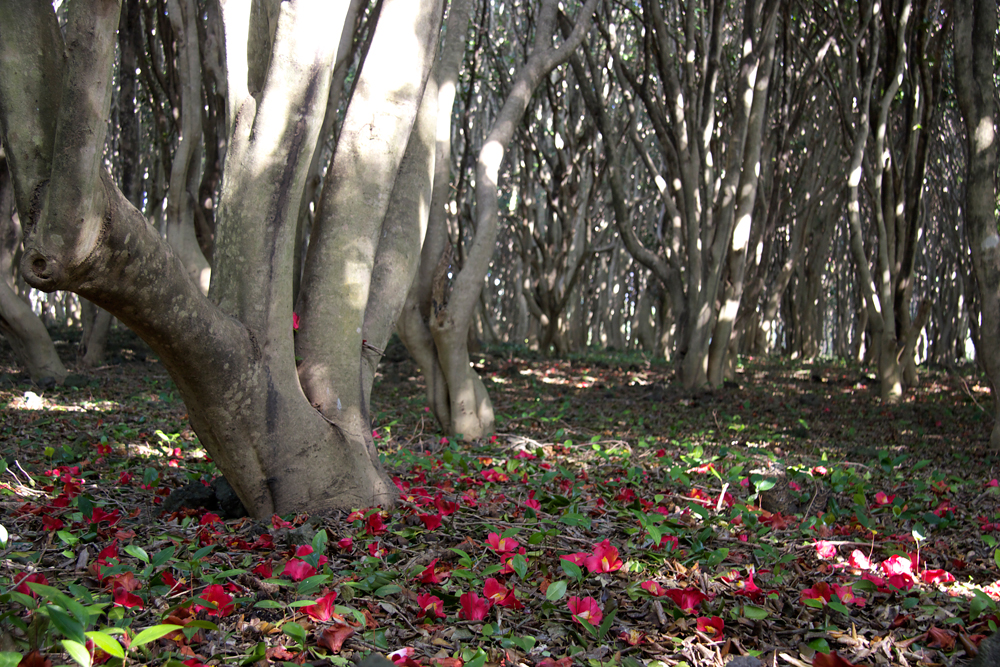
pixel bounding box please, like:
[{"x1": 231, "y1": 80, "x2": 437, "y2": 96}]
[
  {"x1": 584, "y1": 539, "x2": 623, "y2": 574},
  {"x1": 193, "y1": 584, "x2": 234, "y2": 617},
  {"x1": 696, "y1": 616, "x2": 724, "y2": 638},
  {"x1": 458, "y1": 591, "x2": 490, "y2": 620},
  {"x1": 317, "y1": 624, "x2": 355, "y2": 653},
  {"x1": 567, "y1": 596, "x2": 603, "y2": 626},
  {"x1": 812, "y1": 651, "x2": 858, "y2": 667},
  {"x1": 662, "y1": 587, "x2": 709, "y2": 612},
  {"x1": 303, "y1": 588, "x2": 338, "y2": 621},
  {"x1": 417, "y1": 593, "x2": 446, "y2": 619}
]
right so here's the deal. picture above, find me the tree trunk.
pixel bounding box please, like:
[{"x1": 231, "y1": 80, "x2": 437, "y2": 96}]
[
  {"x1": 0, "y1": 0, "x2": 445, "y2": 517},
  {"x1": 954, "y1": 0, "x2": 999, "y2": 446}
]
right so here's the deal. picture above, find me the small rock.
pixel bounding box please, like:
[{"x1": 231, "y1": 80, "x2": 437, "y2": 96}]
[
  {"x1": 35, "y1": 377, "x2": 57, "y2": 390},
  {"x1": 726, "y1": 657, "x2": 763, "y2": 667},
  {"x1": 64, "y1": 374, "x2": 90, "y2": 388},
  {"x1": 212, "y1": 477, "x2": 248, "y2": 519}
]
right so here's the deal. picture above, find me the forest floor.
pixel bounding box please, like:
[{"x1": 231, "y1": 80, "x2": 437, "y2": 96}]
[{"x1": 1, "y1": 328, "x2": 999, "y2": 667}]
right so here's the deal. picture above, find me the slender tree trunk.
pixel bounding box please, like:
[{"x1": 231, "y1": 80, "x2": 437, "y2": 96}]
[{"x1": 954, "y1": 0, "x2": 999, "y2": 447}]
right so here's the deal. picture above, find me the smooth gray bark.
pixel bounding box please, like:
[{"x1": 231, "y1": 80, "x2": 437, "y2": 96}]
[
  {"x1": 0, "y1": 0, "x2": 443, "y2": 517},
  {"x1": 954, "y1": 0, "x2": 999, "y2": 446}
]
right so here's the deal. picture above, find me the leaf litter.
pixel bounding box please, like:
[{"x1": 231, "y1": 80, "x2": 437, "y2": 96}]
[{"x1": 1, "y1": 333, "x2": 999, "y2": 667}]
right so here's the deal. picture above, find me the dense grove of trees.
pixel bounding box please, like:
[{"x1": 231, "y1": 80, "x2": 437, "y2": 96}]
[{"x1": 0, "y1": 0, "x2": 996, "y2": 514}]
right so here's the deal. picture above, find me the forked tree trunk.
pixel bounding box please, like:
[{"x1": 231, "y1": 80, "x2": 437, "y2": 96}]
[
  {"x1": 399, "y1": 0, "x2": 598, "y2": 438},
  {"x1": 0, "y1": 0, "x2": 442, "y2": 517}
]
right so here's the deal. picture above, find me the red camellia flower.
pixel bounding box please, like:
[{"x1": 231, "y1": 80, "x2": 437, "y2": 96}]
[
  {"x1": 733, "y1": 570, "x2": 773, "y2": 602},
  {"x1": 812, "y1": 651, "x2": 859, "y2": 667},
  {"x1": 486, "y1": 532, "x2": 520, "y2": 554},
  {"x1": 814, "y1": 540, "x2": 837, "y2": 560},
  {"x1": 303, "y1": 588, "x2": 338, "y2": 622},
  {"x1": 89, "y1": 507, "x2": 121, "y2": 526},
  {"x1": 366, "y1": 512, "x2": 387, "y2": 535},
  {"x1": 567, "y1": 596, "x2": 603, "y2": 626},
  {"x1": 15, "y1": 573, "x2": 50, "y2": 597},
  {"x1": 653, "y1": 534, "x2": 678, "y2": 551},
  {"x1": 696, "y1": 616, "x2": 724, "y2": 638},
  {"x1": 662, "y1": 587, "x2": 709, "y2": 612},
  {"x1": 880, "y1": 555, "x2": 913, "y2": 579},
  {"x1": 42, "y1": 515, "x2": 64, "y2": 532},
  {"x1": 885, "y1": 574, "x2": 914, "y2": 591},
  {"x1": 584, "y1": 539, "x2": 623, "y2": 574},
  {"x1": 921, "y1": 568, "x2": 956, "y2": 584},
  {"x1": 417, "y1": 558, "x2": 448, "y2": 584},
  {"x1": 874, "y1": 492, "x2": 896, "y2": 506},
  {"x1": 194, "y1": 584, "x2": 234, "y2": 617},
  {"x1": 458, "y1": 592, "x2": 490, "y2": 621},
  {"x1": 283, "y1": 559, "x2": 316, "y2": 581},
  {"x1": 417, "y1": 593, "x2": 446, "y2": 620},
  {"x1": 831, "y1": 583, "x2": 865, "y2": 606},
  {"x1": 801, "y1": 581, "x2": 834, "y2": 605},
  {"x1": 252, "y1": 559, "x2": 273, "y2": 579},
  {"x1": 848, "y1": 550, "x2": 872, "y2": 570},
  {"x1": 640, "y1": 580, "x2": 666, "y2": 596},
  {"x1": 113, "y1": 586, "x2": 144, "y2": 609},
  {"x1": 483, "y1": 578, "x2": 509, "y2": 605},
  {"x1": 338, "y1": 537, "x2": 354, "y2": 550},
  {"x1": 419, "y1": 513, "x2": 443, "y2": 531},
  {"x1": 482, "y1": 578, "x2": 523, "y2": 609},
  {"x1": 199, "y1": 513, "x2": 221, "y2": 526}
]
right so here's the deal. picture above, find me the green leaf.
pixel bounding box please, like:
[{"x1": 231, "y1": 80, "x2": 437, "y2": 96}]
[
  {"x1": 560, "y1": 560, "x2": 583, "y2": 581},
  {"x1": 449, "y1": 548, "x2": 473, "y2": 568},
  {"x1": 0, "y1": 653, "x2": 23, "y2": 667},
  {"x1": 191, "y1": 545, "x2": 214, "y2": 560},
  {"x1": 510, "y1": 554, "x2": 528, "y2": 579},
  {"x1": 131, "y1": 624, "x2": 183, "y2": 647},
  {"x1": 287, "y1": 600, "x2": 317, "y2": 608},
  {"x1": 312, "y1": 529, "x2": 328, "y2": 556},
  {"x1": 546, "y1": 580, "x2": 568, "y2": 601},
  {"x1": 85, "y1": 631, "x2": 126, "y2": 659},
  {"x1": 151, "y1": 545, "x2": 177, "y2": 569},
  {"x1": 803, "y1": 598, "x2": 825, "y2": 609},
  {"x1": 254, "y1": 600, "x2": 285, "y2": 609},
  {"x1": 184, "y1": 620, "x2": 220, "y2": 632},
  {"x1": 808, "y1": 638, "x2": 831, "y2": 653},
  {"x1": 464, "y1": 650, "x2": 488, "y2": 667},
  {"x1": 8, "y1": 591, "x2": 37, "y2": 609},
  {"x1": 559, "y1": 513, "x2": 591, "y2": 529},
  {"x1": 742, "y1": 605, "x2": 769, "y2": 619},
  {"x1": 828, "y1": 599, "x2": 850, "y2": 615},
  {"x1": 46, "y1": 605, "x2": 86, "y2": 645},
  {"x1": 282, "y1": 622, "x2": 306, "y2": 646},
  {"x1": 241, "y1": 642, "x2": 268, "y2": 666},
  {"x1": 577, "y1": 616, "x2": 598, "y2": 639},
  {"x1": 62, "y1": 639, "x2": 92, "y2": 667},
  {"x1": 374, "y1": 584, "x2": 402, "y2": 597},
  {"x1": 124, "y1": 545, "x2": 150, "y2": 563},
  {"x1": 994, "y1": 548, "x2": 1000, "y2": 570},
  {"x1": 30, "y1": 584, "x2": 88, "y2": 627},
  {"x1": 597, "y1": 607, "x2": 617, "y2": 640}
]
